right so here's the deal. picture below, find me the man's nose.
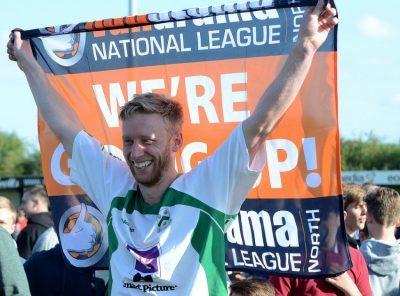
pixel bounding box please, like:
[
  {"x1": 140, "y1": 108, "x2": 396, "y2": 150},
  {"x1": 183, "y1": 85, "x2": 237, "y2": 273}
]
[
  {"x1": 361, "y1": 205, "x2": 367, "y2": 214},
  {"x1": 131, "y1": 143, "x2": 145, "y2": 158}
]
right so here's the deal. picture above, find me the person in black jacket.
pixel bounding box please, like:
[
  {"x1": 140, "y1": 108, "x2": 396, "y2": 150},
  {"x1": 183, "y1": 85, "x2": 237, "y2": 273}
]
[
  {"x1": 24, "y1": 244, "x2": 107, "y2": 296},
  {"x1": 17, "y1": 185, "x2": 54, "y2": 259}
]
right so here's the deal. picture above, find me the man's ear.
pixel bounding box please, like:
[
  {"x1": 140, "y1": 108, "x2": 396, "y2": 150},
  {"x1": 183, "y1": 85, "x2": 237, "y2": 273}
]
[
  {"x1": 171, "y1": 132, "x2": 183, "y2": 152},
  {"x1": 32, "y1": 198, "x2": 40, "y2": 211},
  {"x1": 366, "y1": 212, "x2": 374, "y2": 224},
  {"x1": 343, "y1": 211, "x2": 347, "y2": 221}
]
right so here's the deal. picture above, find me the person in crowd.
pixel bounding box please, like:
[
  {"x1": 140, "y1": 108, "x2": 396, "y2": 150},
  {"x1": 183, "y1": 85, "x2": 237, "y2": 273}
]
[
  {"x1": 0, "y1": 219, "x2": 30, "y2": 295},
  {"x1": 0, "y1": 197, "x2": 26, "y2": 265},
  {"x1": 342, "y1": 183, "x2": 367, "y2": 248},
  {"x1": 31, "y1": 226, "x2": 59, "y2": 254},
  {"x1": 270, "y1": 247, "x2": 372, "y2": 295},
  {"x1": 360, "y1": 187, "x2": 400, "y2": 296},
  {"x1": 270, "y1": 201, "x2": 372, "y2": 296},
  {"x1": 13, "y1": 208, "x2": 27, "y2": 239},
  {"x1": 8, "y1": 0, "x2": 338, "y2": 294},
  {"x1": 24, "y1": 244, "x2": 106, "y2": 296},
  {"x1": 0, "y1": 196, "x2": 17, "y2": 235},
  {"x1": 361, "y1": 182, "x2": 379, "y2": 194},
  {"x1": 229, "y1": 278, "x2": 275, "y2": 296},
  {"x1": 16, "y1": 185, "x2": 54, "y2": 259}
]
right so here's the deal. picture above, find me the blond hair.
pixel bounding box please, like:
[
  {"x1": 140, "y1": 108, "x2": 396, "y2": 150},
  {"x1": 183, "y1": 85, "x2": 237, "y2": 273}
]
[
  {"x1": 229, "y1": 278, "x2": 275, "y2": 296},
  {"x1": 365, "y1": 187, "x2": 400, "y2": 227},
  {"x1": 342, "y1": 183, "x2": 366, "y2": 210},
  {"x1": 119, "y1": 93, "x2": 183, "y2": 132},
  {"x1": 0, "y1": 196, "x2": 17, "y2": 224}
]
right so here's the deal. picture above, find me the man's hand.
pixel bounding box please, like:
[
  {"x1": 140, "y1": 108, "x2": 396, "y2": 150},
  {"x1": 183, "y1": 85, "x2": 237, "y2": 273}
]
[
  {"x1": 326, "y1": 272, "x2": 363, "y2": 296},
  {"x1": 7, "y1": 30, "x2": 37, "y2": 72},
  {"x1": 243, "y1": 0, "x2": 338, "y2": 159},
  {"x1": 6, "y1": 29, "x2": 83, "y2": 155},
  {"x1": 299, "y1": 0, "x2": 338, "y2": 53}
]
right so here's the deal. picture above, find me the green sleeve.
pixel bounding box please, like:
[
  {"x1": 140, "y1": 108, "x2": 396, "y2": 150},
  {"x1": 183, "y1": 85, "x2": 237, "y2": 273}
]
[{"x1": 0, "y1": 227, "x2": 30, "y2": 296}]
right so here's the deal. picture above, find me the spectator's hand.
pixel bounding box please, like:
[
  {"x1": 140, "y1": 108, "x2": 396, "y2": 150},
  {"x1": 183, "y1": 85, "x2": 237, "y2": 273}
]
[
  {"x1": 325, "y1": 272, "x2": 362, "y2": 296},
  {"x1": 298, "y1": 0, "x2": 338, "y2": 52},
  {"x1": 7, "y1": 30, "x2": 36, "y2": 71},
  {"x1": 62, "y1": 203, "x2": 97, "y2": 253}
]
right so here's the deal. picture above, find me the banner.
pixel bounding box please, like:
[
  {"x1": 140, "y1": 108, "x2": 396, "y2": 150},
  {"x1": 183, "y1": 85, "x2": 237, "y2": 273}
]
[{"x1": 23, "y1": 0, "x2": 350, "y2": 276}]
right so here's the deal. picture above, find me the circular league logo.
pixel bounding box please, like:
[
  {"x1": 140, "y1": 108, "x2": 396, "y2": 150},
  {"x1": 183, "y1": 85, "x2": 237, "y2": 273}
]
[
  {"x1": 59, "y1": 203, "x2": 108, "y2": 268},
  {"x1": 39, "y1": 25, "x2": 86, "y2": 67}
]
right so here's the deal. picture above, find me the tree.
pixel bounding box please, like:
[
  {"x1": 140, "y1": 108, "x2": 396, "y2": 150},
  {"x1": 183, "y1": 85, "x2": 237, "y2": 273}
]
[
  {"x1": 341, "y1": 133, "x2": 400, "y2": 170},
  {"x1": 0, "y1": 131, "x2": 42, "y2": 176},
  {"x1": 20, "y1": 150, "x2": 43, "y2": 176}
]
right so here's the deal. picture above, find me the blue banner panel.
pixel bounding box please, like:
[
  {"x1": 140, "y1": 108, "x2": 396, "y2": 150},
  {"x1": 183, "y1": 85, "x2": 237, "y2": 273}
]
[{"x1": 225, "y1": 196, "x2": 351, "y2": 277}]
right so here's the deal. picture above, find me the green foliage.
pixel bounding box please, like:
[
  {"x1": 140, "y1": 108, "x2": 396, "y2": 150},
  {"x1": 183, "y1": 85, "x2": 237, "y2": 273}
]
[
  {"x1": 341, "y1": 133, "x2": 400, "y2": 170},
  {"x1": 0, "y1": 131, "x2": 42, "y2": 176},
  {"x1": 19, "y1": 150, "x2": 43, "y2": 176}
]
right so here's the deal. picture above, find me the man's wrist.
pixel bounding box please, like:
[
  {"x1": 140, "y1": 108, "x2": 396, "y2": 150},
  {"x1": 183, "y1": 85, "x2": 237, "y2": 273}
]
[
  {"x1": 19, "y1": 54, "x2": 41, "y2": 74},
  {"x1": 294, "y1": 38, "x2": 318, "y2": 56},
  {"x1": 291, "y1": 40, "x2": 317, "y2": 62}
]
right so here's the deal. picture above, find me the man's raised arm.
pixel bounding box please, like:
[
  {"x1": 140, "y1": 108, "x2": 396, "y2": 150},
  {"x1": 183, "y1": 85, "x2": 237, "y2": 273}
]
[
  {"x1": 243, "y1": 0, "x2": 338, "y2": 161},
  {"x1": 7, "y1": 30, "x2": 83, "y2": 156}
]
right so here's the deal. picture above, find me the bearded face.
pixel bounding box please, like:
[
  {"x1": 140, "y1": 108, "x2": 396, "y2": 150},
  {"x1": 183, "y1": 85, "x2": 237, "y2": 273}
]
[
  {"x1": 122, "y1": 113, "x2": 181, "y2": 188},
  {"x1": 129, "y1": 139, "x2": 172, "y2": 187}
]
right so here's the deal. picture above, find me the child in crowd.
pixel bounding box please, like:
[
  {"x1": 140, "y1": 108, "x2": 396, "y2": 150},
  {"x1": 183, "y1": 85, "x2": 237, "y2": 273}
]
[
  {"x1": 229, "y1": 278, "x2": 275, "y2": 296},
  {"x1": 360, "y1": 187, "x2": 400, "y2": 296},
  {"x1": 342, "y1": 183, "x2": 367, "y2": 248}
]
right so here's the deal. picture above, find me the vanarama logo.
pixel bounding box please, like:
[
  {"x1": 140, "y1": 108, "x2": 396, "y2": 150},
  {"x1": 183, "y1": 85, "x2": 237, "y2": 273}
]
[
  {"x1": 59, "y1": 203, "x2": 108, "y2": 267},
  {"x1": 39, "y1": 25, "x2": 86, "y2": 67}
]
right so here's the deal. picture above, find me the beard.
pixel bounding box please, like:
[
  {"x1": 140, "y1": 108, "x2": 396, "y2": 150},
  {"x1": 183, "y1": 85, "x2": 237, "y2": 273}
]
[{"x1": 130, "y1": 146, "x2": 172, "y2": 187}]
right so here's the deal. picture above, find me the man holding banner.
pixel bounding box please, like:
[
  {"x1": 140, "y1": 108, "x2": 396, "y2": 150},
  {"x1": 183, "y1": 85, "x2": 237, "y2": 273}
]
[{"x1": 8, "y1": 0, "x2": 338, "y2": 295}]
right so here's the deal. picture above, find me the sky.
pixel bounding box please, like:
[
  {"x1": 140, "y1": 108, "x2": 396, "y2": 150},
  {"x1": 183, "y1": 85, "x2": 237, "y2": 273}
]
[{"x1": 1, "y1": 0, "x2": 399, "y2": 151}]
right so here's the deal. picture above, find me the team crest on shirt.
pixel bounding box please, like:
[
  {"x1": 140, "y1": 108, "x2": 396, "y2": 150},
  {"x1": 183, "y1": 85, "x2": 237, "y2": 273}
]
[{"x1": 157, "y1": 207, "x2": 171, "y2": 232}]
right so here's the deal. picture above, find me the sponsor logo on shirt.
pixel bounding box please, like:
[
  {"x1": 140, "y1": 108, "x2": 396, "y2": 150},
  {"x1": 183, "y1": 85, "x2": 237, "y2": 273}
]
[
  {"x1": 124, "y1": 243, "x2": 178, "y2": 291},
  {"x1": 121, "y1": 218, "x2": 135, "y2": 232},
  {"x1": 127, "y1": 244, "x2": 160, "y2": 275},
  {"x1": 122, "y1": 282, "x2": 178, "y2": 292}
]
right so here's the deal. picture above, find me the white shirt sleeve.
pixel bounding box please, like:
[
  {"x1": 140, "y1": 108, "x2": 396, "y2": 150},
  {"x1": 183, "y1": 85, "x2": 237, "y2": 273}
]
[
  {"x1": 173, "y1": 123, "x2": 266, "y2": 216},
  {"x1": 69, "y1": 131, "x2": 134, "y2": 215}
]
